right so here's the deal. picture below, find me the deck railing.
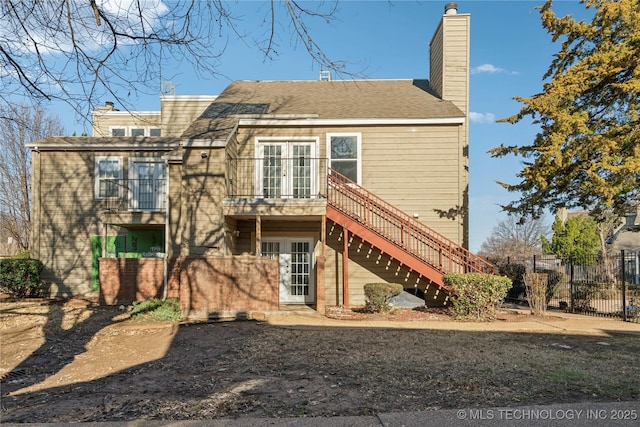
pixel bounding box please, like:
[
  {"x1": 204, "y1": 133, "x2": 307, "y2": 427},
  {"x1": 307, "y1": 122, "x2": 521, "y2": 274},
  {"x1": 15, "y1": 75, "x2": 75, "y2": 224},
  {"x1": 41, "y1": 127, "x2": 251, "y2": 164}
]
[
  {"x1": 226, "y1": 157, "x2": 327, "y2": 199},
  {"x1": 99, "y1": 178, "x2": 167, "y2": 211},
  {"x1": 327, "y1": 168, "x2": 495, "y2": 275}
]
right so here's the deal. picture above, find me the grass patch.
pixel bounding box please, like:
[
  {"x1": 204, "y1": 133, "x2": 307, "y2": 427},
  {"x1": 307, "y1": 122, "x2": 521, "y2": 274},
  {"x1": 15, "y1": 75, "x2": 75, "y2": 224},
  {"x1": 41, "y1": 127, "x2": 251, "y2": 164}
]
[
  {"x1": 129, "y1": 298, "x2": 182, "y2": 321},
  {"x1": 551, "y1": 368, "x2": 587, "y2": 384}
]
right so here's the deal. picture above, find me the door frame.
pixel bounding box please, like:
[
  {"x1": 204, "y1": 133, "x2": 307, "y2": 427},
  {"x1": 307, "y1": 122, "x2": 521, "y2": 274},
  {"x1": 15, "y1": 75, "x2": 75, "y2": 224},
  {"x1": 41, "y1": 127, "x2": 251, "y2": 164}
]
[
  {"x1": 128, "y1": 157, "x2": 166, "y2": 211},
  {"x1": 255, "y1": 137, "x2": 320, "y2": 199},
  {"x1": 262, "y1": 236, "x2": 315, "y2": 304}
]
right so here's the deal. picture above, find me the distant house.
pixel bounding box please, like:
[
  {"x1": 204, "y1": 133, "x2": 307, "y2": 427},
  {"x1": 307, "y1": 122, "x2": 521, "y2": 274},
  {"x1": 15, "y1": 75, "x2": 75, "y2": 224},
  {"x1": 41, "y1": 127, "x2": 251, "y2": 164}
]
[
  {"x1": 0, "y1": 236, "x2": 20, "y2": 258},
  {"x1": 607, "y1": 206, "x2": 640, "y2": 253},
  {"x1": 28, "y1": 4, "x2": 493, "y2": 316}
]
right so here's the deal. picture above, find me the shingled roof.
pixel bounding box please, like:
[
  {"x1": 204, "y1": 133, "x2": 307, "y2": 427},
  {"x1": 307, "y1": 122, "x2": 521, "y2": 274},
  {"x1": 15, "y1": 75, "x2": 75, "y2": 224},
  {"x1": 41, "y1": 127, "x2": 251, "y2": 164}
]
[
  {"x1": 182, "y1": 79, "x2": 464, "y2": 140},
  {"x1": 27, "y1": 136, "x2": 181, "y2": 150}
]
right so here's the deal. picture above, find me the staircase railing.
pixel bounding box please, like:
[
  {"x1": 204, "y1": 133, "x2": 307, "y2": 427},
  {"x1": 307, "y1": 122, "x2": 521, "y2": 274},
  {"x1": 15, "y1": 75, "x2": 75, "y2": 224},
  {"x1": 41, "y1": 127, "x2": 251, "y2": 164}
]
[{"x1": 327, "y1": 169, "x2": 495, "y2": 276}]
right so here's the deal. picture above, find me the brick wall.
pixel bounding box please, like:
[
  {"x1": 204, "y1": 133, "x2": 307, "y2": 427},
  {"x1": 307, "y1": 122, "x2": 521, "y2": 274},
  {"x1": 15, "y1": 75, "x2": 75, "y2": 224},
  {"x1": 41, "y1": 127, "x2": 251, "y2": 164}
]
[
  {"x1": 99, "y1": 256, "x2": 279, "y2": 318},
  {"x1": 99, "y1": 258, "x2": 165, "y2": 304},
  {"x1": 176, "y1": 256, "x2": 279, "y2": 319}
]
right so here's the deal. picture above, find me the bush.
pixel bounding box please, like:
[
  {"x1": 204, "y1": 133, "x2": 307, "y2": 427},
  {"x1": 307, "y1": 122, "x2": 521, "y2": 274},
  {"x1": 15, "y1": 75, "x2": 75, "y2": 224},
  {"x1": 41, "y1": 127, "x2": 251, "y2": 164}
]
[
  {"x1": 130, "y1": 298, "x2": 182, "y2": 321},
  {"x1": 499, "y1": 263, "x2": 527, "y2": 302},
  {"x1": 444, "y1": 273, "x2": 511, "y2": 321},
  {"x1": 538, "y1": 268, "x2": 565, "y2": 303},
  {"x1": 363, "y1": 283, "x2": 403, "y2": 313},
  {"x1": 523, "y1": 272, "x2": 548, "y2": 316},
  {"x1": 573, "y1": 282, "x2": 598, "y2": 312},
  {"x1": 0, "y1": 257, "x2": 45, "y2": 298}
]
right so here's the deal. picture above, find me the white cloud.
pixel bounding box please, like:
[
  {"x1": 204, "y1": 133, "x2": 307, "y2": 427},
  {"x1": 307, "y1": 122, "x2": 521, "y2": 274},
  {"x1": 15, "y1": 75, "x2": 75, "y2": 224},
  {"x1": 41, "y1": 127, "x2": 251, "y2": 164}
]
[
  {"x1": 469, "y1": 112, "x2": 496, "y2": 124},
  {"x1": 0, "y1": 0, "x2": 169, "y2": 55},
  {"x1": 471, "y1": 64, "x2": 504, "y2": 74}
]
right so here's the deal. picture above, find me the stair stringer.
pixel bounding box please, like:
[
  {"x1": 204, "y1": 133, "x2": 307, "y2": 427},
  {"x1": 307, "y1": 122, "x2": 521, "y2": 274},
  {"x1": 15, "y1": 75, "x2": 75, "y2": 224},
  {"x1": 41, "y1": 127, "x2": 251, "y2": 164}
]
[{"x1": 327, "y1": 205, "x2": 448, "y2": 289}]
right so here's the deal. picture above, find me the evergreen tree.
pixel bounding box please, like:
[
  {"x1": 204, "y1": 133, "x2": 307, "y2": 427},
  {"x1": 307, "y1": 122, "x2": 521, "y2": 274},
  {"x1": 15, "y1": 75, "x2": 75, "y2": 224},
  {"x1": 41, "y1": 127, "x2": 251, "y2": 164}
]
[
  {"x1": 542, "y1": 213, "x2": 600, "y2": 262},
  {"x1": 491, "y1": 0, "x2": 640, "y2": 219}
]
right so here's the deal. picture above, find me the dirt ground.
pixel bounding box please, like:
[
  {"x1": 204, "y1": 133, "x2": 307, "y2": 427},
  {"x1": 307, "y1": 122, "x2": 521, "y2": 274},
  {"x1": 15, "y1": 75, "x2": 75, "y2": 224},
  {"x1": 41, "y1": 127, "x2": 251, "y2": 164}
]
[{"x1": 1, "y1": 298, "x2": 639, "y2": 423}]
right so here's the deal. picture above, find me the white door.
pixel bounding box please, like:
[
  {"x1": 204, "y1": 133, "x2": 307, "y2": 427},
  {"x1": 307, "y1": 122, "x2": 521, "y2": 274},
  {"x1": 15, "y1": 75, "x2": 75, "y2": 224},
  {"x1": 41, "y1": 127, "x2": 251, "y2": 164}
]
[
  {"x1": 258, "y1": 142, "x2": 316, "y2": 199},
  {"x1": 262, "y1": 237, "x2": 314, "y2": 304},
  {"x1": 129, "y1": 159, "x2": 166, "y2": 210}
]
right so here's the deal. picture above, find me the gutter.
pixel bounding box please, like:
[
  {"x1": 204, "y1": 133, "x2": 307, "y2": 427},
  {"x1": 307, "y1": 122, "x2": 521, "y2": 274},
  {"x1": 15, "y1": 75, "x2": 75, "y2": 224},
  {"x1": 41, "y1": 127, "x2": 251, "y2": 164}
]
[{"x1": 238, "y1": 117, "x2": 465, "y2": 126}]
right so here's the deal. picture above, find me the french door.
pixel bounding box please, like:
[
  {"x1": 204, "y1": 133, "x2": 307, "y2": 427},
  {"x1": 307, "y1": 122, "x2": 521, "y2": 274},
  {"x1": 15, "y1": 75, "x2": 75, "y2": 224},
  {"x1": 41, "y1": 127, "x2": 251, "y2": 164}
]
[
  {"x1": 129, "y1": 158, "x2": 166, "y2": 210},
  {"x1": 261, "y1": 237, "x2": 314, "y2": 304},
  {"x1": 257, "y1": 142, "x2": 317, "y2": 199}
]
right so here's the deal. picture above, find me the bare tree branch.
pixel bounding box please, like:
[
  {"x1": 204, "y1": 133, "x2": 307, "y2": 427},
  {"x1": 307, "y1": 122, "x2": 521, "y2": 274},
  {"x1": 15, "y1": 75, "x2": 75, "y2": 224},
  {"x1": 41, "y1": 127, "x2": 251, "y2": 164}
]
[
  {"x1": 0, "y1": 0, "x2": 353, "y2": 124},
  {"x1": 0, "y1": 105, "x2": 65, "y2": 252},
  {"x1": 479, "y1": 215, "x2": 550, "y2": 261}
]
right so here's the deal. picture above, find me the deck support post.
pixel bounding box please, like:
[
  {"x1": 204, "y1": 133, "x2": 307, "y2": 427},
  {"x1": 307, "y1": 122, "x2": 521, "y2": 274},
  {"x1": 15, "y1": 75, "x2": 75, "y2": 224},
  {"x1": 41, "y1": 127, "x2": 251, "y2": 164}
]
[
  {"x1": 321, "y1": 215, "x2": 326, "y2": 257},
  {"x1": 256, "y1": 215, "x2": 262, "y2": 256},
  {"x1": 342, "y1": 226, "x2": 349, "y2": 308}
]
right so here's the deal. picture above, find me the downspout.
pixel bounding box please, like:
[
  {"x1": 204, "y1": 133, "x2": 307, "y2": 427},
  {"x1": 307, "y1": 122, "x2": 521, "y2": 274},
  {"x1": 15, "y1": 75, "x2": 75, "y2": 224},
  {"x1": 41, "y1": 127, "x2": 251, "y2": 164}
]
[
  {"x1": 37, "y1": 149, "x2": 42, "y2": 260},
  {"x1": 163, "y1": 158, "x2": 169, "y2": 300}
]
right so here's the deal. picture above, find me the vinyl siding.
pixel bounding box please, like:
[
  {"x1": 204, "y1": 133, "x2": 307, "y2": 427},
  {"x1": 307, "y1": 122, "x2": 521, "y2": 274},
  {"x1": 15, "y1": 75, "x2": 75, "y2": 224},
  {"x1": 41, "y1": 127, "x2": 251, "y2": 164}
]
[
  {"x1": 235, "y1": 123, "x2": 466, "y2": 244},
  {"x1": 441, "y1": 14, "x2": 470, "y2": 116},
  {"x1": 324, "y1": 227, "x2": 448, "y2": 307},
  {"x1": 31, "y1": 150, "x2": 171, "y2": 296},
  {"x1": 177, "y1": 148, "x2": 227, "y2": 255},
  {"x1": 168, "y1": 161, "x2": 183, "y2": 258},
  {"x1": 92, "y1": 113, "x2": 161, "y2": 137},
  {"x1": 429, "y1": 21, "x2": 444, "y2": 99},
  {"x1": 91, "y1": 97, "x2": 214, "y2": 138},
  {"x1": 161, "y1": 98, "x2": 216, "y2": 137}
]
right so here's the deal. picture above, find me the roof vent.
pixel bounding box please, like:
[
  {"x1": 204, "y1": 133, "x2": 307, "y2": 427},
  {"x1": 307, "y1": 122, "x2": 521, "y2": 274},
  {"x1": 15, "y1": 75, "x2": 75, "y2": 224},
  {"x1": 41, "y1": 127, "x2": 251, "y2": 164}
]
[
  {"x1": 444, "y1": 2, "x2": 458, "y2": 15},
  {"x1": 319, "y1": 70, "x2": 332, "y2": 81}
]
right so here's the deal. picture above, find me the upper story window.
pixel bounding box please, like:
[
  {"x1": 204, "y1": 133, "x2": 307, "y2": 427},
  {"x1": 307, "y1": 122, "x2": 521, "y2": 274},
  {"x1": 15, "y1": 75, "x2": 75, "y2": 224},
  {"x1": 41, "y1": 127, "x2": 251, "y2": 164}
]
[
  {"x1": 95, "y1": 156, "x2": 122, "y2": 199},
  {"x1": 109, "y1": 126, "x2": 161, "y2": 137},
  {"x1": 327, "y1": 133, "x2": 361, "y2": 184},
  {"x1": 130, "y1": 127, "x2": 146, "y2": 137}
]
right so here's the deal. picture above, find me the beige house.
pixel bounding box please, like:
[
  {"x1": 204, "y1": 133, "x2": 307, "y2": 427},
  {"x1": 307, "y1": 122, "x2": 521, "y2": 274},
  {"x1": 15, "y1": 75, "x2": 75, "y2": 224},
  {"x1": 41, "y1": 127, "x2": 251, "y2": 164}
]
[{"x1": 29, "y1": 5, "x2": 493, "y2": 315}]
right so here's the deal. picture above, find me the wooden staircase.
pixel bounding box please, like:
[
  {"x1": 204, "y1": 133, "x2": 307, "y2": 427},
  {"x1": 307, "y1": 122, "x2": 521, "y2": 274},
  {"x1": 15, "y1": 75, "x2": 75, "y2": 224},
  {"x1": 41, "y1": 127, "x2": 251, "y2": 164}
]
[{"x1": 326, "y1": 169, "x2": 495, "y2": 289}]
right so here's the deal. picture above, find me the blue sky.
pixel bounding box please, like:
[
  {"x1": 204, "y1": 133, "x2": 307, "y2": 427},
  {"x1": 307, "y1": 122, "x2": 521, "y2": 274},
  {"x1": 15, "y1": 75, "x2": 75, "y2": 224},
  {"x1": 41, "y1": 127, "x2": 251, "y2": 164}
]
[{"x1": 58, "y1": 0, "x2": 593, "y2": 252}]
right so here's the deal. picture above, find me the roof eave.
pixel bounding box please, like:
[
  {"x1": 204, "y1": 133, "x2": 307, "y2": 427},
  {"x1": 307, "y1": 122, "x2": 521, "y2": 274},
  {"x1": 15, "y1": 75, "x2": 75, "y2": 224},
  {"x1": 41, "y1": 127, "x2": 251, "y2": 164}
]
[{"x1": 237, "y1": 117, "x2": 465, "y2": 126}]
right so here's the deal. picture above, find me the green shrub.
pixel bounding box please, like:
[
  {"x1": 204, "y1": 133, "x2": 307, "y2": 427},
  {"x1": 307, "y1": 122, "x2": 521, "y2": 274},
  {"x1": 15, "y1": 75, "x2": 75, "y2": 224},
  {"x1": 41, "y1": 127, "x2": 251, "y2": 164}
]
[
  {"x1": 363, "y1": 283, "x2": 404, "y2": 313},
  {"x1": 444, "y1": 273, "x2": 511, "y2": 321},
  {"x1": 130, "y1": 298, "x2": 182, "y2": 321},
  {"x1": 12, "y1": 250, "x2": 31, "y2": 259},
  {"x1": 573, "y1": 282, "x2": 598, "y2": 312},
  {"x1": 0, "y1": 257, "x2": 45, "y2": 298},
  {"x1": 499, "y1": 263, "x2": 527, "y2": 302},
  {"x1": 538, "y1": 268, "x2": 565, "y2": 303}
]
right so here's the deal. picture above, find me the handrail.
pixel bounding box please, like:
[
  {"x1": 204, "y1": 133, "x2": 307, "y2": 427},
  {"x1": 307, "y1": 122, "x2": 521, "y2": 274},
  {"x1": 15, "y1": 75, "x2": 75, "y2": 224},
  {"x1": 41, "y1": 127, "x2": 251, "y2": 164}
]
[
  {"x1": 226, "y1": 157, "x2": 327, "y2": 198},
  {"x1": 100, "y1": 178, "x2": 167, "y2": 211},
  {"x1": 326, "y1": 169, "x2": 495, "y2": 275}
]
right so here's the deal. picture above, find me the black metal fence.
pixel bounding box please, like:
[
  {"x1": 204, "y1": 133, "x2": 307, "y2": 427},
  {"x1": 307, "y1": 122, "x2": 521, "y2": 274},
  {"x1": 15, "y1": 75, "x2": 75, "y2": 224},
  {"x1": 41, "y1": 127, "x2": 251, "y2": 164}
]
[{"x1": 498, "y1": 251, "x2": 640, "y2": 323}]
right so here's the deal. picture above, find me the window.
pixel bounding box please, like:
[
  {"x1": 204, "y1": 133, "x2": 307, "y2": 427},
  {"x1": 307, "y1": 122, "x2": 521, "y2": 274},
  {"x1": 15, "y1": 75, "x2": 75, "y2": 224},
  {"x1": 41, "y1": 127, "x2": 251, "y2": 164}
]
[
  {"x1": 129, "y1": 158, "x2": 167, "y2": 210},
  {"x1": 327, "y1": 133, "x2": 361, "y2": 184},
  {"x1": 109, "y1": 127, "x2": 161, "y2": 137},
  {"x1": 130, "y1": 128, "x2": 145, "y2": 137},
  {"x1": 256, "y1": 139, "x2": 318, "y2": 199},
  {"x1": 95, "y1": 156, "x2": 123, "y2": 199}
]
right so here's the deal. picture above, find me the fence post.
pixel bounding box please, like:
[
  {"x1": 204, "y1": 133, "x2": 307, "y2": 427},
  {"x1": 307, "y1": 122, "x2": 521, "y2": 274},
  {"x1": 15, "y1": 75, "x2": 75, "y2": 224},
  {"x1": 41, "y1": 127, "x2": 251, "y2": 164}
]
[
  {"x1": 533, "y1": 254, "x2": 537, "y2": 273},
  {"x1": 570, "y1": 256, "x2": 575, "y2": 313},
  {"x1": 622, "y1": 250, "x2": 627, "y2": 322}
]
